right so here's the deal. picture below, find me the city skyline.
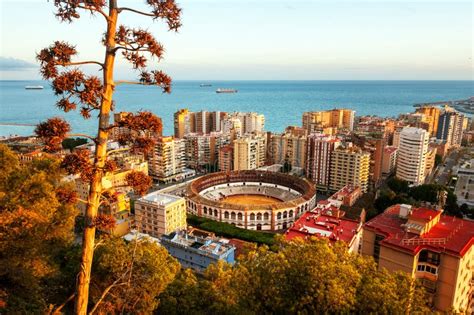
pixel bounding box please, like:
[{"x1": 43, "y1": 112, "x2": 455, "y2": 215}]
[{"x1": 1, "y1": 0, "x2": 472, "y2": 80}]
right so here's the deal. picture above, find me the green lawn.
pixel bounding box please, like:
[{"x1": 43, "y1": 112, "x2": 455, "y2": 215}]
[{"x1": 187, "y1": 214, "x2": 276, "y2": 246}]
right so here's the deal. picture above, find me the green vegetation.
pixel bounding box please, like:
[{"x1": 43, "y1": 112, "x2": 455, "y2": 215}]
[
  {"x1": 187, "y1": 214, "x2": 276, "y2": 246},
  {"x1": 157, "y1": 238, "x2": 430, "y2": 314},
  {"x1": 61, "y1": 137, "x2": 88, "y2": 150},
  {"x1": 374, "y1": 177, "x2": 467, "y2": 217}
]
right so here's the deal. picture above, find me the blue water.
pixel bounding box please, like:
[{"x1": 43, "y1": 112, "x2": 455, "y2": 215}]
[{"x1": 0, "y1": 80, "x2": 473, "y2": 137}]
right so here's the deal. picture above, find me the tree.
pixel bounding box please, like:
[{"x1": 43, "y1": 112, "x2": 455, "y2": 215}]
[
  {"x1": 387, "y1": 177, "x2": 409, "y2": 194},
  {"x1": 35, "y1": 1, "x2": 182, "y2": 313},
  {"x1": 157, "y1": 238, "x2": 430, "y2": 314},
  {"x1": 0, "y1": 145, "x2": 78, "y2": 312},
  {"x1": 62, "y1": 137, "x2": 88, "y2": 150},
  {"x1": 88, "y1": 238, "x2": 180, "y2": 314}
]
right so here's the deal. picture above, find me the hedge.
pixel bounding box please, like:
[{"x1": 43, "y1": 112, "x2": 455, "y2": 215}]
[{"x1": 187, "y1": 214, "x2": 276, "y2": 246}]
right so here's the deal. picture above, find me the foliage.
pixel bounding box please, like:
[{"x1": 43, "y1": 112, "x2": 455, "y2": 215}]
[
  {"x1": 89, "y1": 237, "x2": 180, "y2": 314},
  {"x1": 0, "y1": 145, "x2": 78, "y2": 312},
  {"x1": 62, "y1": 137, "x2": 88, "y2": 150},
  {"x1": 157, "y1": 238, "x2": 430, "y2": 315},
  {"x1": 387, "y1": 177, "x2": 409, "y2": 194},
  {"x1": 187, "y1": 214, "x2": 276, "y2": 246}
]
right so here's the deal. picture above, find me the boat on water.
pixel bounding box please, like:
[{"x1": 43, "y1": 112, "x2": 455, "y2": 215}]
[
  {"x1": 216, "y1": 88, "x2": 238, "y2": 94},
  {"x1": 25, "y1": 85, "x2": 44, "y2": 90},
  {"x1": 200, "y1": 83, "x2": 212, "y2": 87}
]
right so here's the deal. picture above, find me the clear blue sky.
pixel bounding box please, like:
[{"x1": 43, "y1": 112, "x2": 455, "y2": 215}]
[{"x1": 0, "y1": 0, "x2": 472, "y2": 80}]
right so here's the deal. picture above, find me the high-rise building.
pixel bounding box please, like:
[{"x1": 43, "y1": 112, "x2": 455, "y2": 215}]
[
  {"x1": 174, "y1": 108, "x2": 191, "y2": 139},
  {"x1": 218, "y1": 144, "x2": 234, "y2": 172},
  {"x1": 221, "y1": 112, "x2": 265, "y2": 135},
  {"x1": 362, "y1": 204, "x2": 474, "y2": 312},
  {"x1": 233, "y1": 133, "x2": 267, "y2": 170},
  {"x1": 437, "y1": 108, "x2": 466, "y2": 147},
  {"x1": 110, "y1": 111, "x2": 162, "y2": 141},
  {"x1": 135, "y1": 192, "x2": 187, "y2": 238},
  {"x1": 305, "y1": 134, "x2": 341, "y2": 191},
  {"x1": 381, "y1": 146, "x2": 398, "y2": 176},
  {"x1": 173, "y1": 109, "x2": 227, "y2": 138},
  {"x1": 270, "y1": 132, "x2": 307, "y2": 168},
  {"x1": 184, "y1": 132, "x2": 229, "y2": 170},
  {"x1": 351, "y1": 133, "x2": 386, "y2": 188},
  {"x1": 330, "y1": 145, "x2": 370, "y2": 193},
  {"x1": 415, "y1": 106, "x2": 441, "y2": 136},
  {"x1": 396, "y1": 127, "x2": 430, "y2": 185},
  {"x1": 148, "y1": 136, "x2": 186, "y2": 183},
  {"x1": 302, "y1": 109, "x2": 355, "y2": 134}
]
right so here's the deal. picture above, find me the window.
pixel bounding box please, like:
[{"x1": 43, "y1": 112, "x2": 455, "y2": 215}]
[
  {"x1": 250, "y1": 213, "x2": 255, "y2": 220},
  {"x1": 374, "y1": 234, "x2": 384, "y2": 264}
]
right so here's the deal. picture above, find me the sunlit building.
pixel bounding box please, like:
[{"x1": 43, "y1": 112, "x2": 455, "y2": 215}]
[
  {"x1": 305, "y1": 134, "x2": 341, "y2": 191},
  {"x1": 148, "y1": 136, "x2": 186, "y2": 183},
  {"x1": 362, "y1": 204, "x2": 474, "y2": 312},
  {"x1": 396, "y1": 127, "x2": 429, "y2": 185},
  {"x1": 330, "y1": 144, "x2": 370, "y2": 193},
  {"x1": 302, "y1": 109, "x2": 355, "y2": 134}
]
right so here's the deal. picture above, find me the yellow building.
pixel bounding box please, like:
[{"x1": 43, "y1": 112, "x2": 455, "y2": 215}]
[
  {"x1": 233, "y1": 133, "x2": 266, "y2": 171},
  {"x1": 174, "y1": 108, "x2": 190, "y2": 139},
  {"x1": 330, "y1": 145, "x2": 370, "y2": 193},
  {"x1": 135, "y1": 192, "x2": 187, "y2": 237},
  {"x1": 415, "y1": 106, "x2": 441, "y2": 136},
  {"x1": 270, "y1": 132, "x2": 307, "y2": 168},
  {"x1": 302, "y1": 108, "x2": 355, "y2": 134},
  {"x1": 362, "y1": 204, "x2": 474, "y2": 312}
]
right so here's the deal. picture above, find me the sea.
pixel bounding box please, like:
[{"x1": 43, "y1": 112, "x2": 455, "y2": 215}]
[{"x1": 0, "y1": 80, "x2": 473, "y2": 137}]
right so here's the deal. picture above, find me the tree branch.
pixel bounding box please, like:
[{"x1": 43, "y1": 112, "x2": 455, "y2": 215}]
[
  {"x1": 89, "y1": 277, "x2": 128, "y2": 314},
  {"x1": 117, "y1": 7, "x2": 155, "y2": 17},
  {"x1": 115, "y1": 80, "x2": 149, "y2": 86},
  {"x1": 76, "y1": 4, "x2": 111, "y2": 21},
  {"x1": 49, "y1": 293, "x2": 75, "y2": 315},
  {"x1": 113, "y1": 46, "x2": 150, "y2": 53},
  {"x1": 59, "y1": 61, "x2": 104, "y2": 68}
]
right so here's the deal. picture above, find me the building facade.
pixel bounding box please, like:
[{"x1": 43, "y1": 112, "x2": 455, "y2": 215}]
[
  {"x1": 135, "y1": 192, "x2": 187, "y2": 238},
  {"x1": 270, "y1": 132, "x2": 307, "y2": 168},
  {"x1": 362, "y1": 204, "x2": 474, "y2": 312},
  {"x1": 233, "y1": 133, "x2": 267, "y2": 171},
  {"x1": 396, "y1": 127, "x2": 429, "y2": 185},
  {"x1": 148, "y1": 136, "x2": 186, "y2": 183},
  {"x1": 330, "y1": 145, "x2": 370, "y2": 193},
  {"x1": 305, "y1": 134, "x2": 341, "y2": 191},
  {"x1": 302, "y1": 109, "x2": 355, "y2": 134}
]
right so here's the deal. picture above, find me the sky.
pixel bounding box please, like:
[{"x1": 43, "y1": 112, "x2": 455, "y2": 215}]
[{"x1": 0, "y1": 0, "x2": 472, "y2": 80}]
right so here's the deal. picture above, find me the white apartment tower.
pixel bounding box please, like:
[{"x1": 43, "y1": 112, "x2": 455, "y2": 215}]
[{"x1": 396, "y1": 127, "x2": 429, "y2": 185}]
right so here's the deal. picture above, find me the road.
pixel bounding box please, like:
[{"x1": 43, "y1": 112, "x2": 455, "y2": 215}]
[{"x1": 430, "y1": 149, "x2": 461, "y2": 186}]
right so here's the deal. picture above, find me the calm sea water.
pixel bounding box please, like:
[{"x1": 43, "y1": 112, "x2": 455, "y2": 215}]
[{"x1": 0, "y1": 80, "x2": 473, "y2": 137}]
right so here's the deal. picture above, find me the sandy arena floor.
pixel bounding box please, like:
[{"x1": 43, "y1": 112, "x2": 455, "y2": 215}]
[{"x1": 220, "y1": 194, "x2": 282, "y2": 205}]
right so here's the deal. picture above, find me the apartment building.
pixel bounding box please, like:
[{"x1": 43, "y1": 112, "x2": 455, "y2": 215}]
[
  {"x1": 415, "y1": 106, "x2": 441, "y2": 136},
  {"x1": 218, "y1": 144, "x2": 234, "y2": 172},
  {"x1": 396, "y1": 127, "x2": 430, "y2": 185},
  {"x1": 305, "y1": 134, "x2": 341, "y2": 191},
  {"x1": 381, "y1": 146, "x2": 398, "y2": 176},
  {"x1": 135, "y1": 192, "x2": 187, "y2": 238},
  {"x1": 302, "y1": 108, "x2": 355, "y2": 134},
  {"x1": 270, "y1": 132, "x2": 307, "y2": 168},
  {"x1": 173, "y1": 109, "x2": 227, "y2": 138},
  {"x1": 437, "y1": 108, "x2": 467, "y2": 147},
  {"x1": 221, "y1": 112, "x2": 265, "y2": 135},
  {"x1": 233, "y1": 133, "x2": 267, "y2": 170},
  {"x1": 184, "y1": 132, "x2": 229, "y2": 170},
  {"x1": 330, "y1": 145, "x2": 370, "y2": 193},
  {"x1": 351, "y1": 133, "x2": 386, "y2": 188},
  {"x1": 362, "y1": 204, "x2": 474, "y2": 312},
  {"x1": 148, "y1": 136, "x2": 186, "y2": 183}
]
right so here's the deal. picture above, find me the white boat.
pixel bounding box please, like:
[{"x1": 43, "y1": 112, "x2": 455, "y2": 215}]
[{"x1": 25, "y1": 85, "x2": 44, "y2": 90}]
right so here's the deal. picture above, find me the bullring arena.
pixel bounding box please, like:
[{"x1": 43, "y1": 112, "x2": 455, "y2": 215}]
[{"x1": 186, "y1": 170, "x2": 317, "y2": 231}]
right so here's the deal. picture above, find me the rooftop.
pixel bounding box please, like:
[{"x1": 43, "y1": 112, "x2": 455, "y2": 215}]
[
  {"x1": 285, "y1": 208, "x2": 361, "y2": 246},
  {"x1": 364, "y1": 205, "x2": 474, "y2": 257},
  {"x1": 139, "y1": 191, "x2": 183, "y2": 206},
  {"x1": 162, "y1": 231, "x2": 235, "y2": 258}
]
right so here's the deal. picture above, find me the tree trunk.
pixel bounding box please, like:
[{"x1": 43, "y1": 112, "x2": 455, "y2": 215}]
[{"x1": 74, "y1": 1, "x2": 118, "y2": 314}]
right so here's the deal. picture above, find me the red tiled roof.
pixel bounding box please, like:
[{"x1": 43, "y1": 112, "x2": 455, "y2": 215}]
[
  {"x1": 364, "y1": 205, "x2": 474, "y2": 257},
  {"x1": 408, "y1": 207, "x2": 440, "y2": 222},
  {"x1": 286, "y1": 210, "x2": 360, "y2": 246}
]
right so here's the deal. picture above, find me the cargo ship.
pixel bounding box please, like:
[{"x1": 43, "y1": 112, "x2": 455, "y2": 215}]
[
  {"x1": 216, "y1": 88, "x2": 238, "y2": 94},
  {"x1": 25, "y1": 85, "x2": 44, "y2": 90}
]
